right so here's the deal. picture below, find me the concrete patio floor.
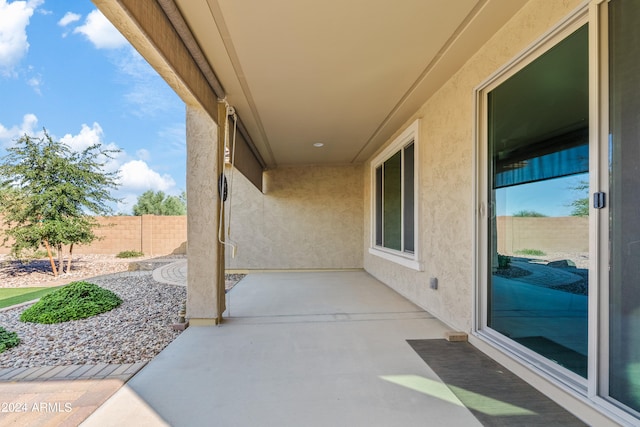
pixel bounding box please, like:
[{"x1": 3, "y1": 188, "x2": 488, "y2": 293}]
[{"x1": 82, "y1": 271, "x2": 483, "y2": 426}]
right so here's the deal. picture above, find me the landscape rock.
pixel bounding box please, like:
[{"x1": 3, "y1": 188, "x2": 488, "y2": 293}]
[{"x1": 0, "y1": 273, "x2": 186, "y2": 368}]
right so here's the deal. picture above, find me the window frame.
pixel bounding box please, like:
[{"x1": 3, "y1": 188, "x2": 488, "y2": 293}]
[{"x1": 369, "y1": 119, "x2": 422, "y2": 271}]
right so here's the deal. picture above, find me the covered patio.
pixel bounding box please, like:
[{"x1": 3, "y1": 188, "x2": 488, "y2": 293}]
[
  {"x1": 87, "y1": 0, "x2": 634, "y2": 424},
  {"x1": 82, "y1": 271, "x2": 582, "y2": 426}
]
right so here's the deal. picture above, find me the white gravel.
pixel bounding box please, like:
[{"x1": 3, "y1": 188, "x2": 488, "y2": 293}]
[{"x1": 0, "y1": 271, "x2": 186, "y2": 368}]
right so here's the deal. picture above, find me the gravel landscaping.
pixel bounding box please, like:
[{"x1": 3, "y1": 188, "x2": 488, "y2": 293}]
[
  {"x1": 0, "y1": 254, "x2": 180, "y2": 288},
  {"x1": 0, "y1": 254, "x2": 207, "y2": 369},
  {"x1": 0, "y1": 272, "x2": 186, "y2": 368}
]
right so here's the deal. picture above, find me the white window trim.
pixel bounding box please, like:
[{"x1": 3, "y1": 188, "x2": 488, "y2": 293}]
[{"x1": 369, "y1": 119, "x2": 422, "y2": 271}]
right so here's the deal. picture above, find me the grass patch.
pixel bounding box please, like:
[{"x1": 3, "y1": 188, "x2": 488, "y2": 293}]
[
  {"x1": 0, "y1": 326, "x2": 20, "y2": 353},
  {"x1": 20, "y1": 281, "x2": 122, "y2": 324},
  {"x1": 116, "y1": 250, "x2": 144, "y2": 258},
  {"x1": 0, "y1": 287, "x2": 62, "y2": 309},
  {"x1": 515, "y1": 248, "x2": 547, "y2": 256}
]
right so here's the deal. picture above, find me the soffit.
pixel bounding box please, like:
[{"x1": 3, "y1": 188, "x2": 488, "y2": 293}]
[{"x1": 174, "y1": 0, "x2": 528, "y2": 168}]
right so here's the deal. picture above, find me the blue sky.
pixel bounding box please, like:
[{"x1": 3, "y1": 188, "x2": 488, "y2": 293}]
[
  {"x1": 496, "y1": 173, "x2": 587, "y2": 217},
  {"x1": 0, "y1": 0, "x2": 185, "y2": 214}
]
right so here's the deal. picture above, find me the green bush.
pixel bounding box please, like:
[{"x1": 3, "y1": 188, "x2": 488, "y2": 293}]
[
  {"x1": 497, "y1": 254, "x2": 511, "y2": 269},
  {"x1": 116, "y1": 250, "x2": 144, "y2": 258},
  {"x1": 20, "y1": 281, "x2": 122, "y2": 324},
  {"x1": 0, "y1": 327, "x2": 20, "y2": 353},
  {"x1": 515, "y1": 248, "x2": 546, "y2": 256}
]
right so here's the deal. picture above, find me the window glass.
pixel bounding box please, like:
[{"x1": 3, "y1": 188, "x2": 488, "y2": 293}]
[
  {"x1": 374, "y1": 140, "x2": 415, "y2": 254},
  {"x1": 404, "y1": 143, "x2": 415, "y2": 253},
  {"x1": 375, "y1": 166, "x2": 383, "y2": 246},
  {"x1": 608, "y1": 0, "x2": 640, "y2": 412},
  {"x1": 487, "y1": 25, "x2": 589, "y2": 378},
  {"x1": 383, "y1": 151, "x2": 402, "y2": 251}
]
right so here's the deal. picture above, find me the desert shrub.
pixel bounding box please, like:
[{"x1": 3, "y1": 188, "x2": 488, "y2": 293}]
[
  {"x1": 20, "y1": 281, "x2": 122, "y2": 324},
  {"x1": 0, "y1": 327, "x2": 20, "y2": 353},
  {"x1": 7, "y1": 248, "x2": 55, "y2": 264},
  {"x1": 19, "y1": 249, "x2": 52, "y2": 260},
  {"x1": 497, "y1": 254, "x2": 511, "y2": 269},
  {"x1": 116, "y1": 250, "x2": 144, "y2": 258},
  {"x1": 512, "y1": 210, "x2": 547, "y2": 217}
]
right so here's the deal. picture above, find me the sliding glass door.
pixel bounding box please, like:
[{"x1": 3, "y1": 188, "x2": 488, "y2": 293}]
[
  {"x1": 486, "y1": 25, "x2": 590, "y2": 378},
  {"x1": 478, "y1": 1, "x2": 640, "y2": 421},
  {"x1": 608, "y1": 0, "x2": 640, "y2": 414}
]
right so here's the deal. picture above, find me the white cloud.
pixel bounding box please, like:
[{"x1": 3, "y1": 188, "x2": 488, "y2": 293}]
[
  {"x1": 118, "y1": 160, "x2": 176, "y2": 192},
  {"x1": 73, "y1": 9, "x2": 127, "y2": 49},
  {"x1": 0, "y1": 0, "x2": 43, "y2": 77},
  {"x1": 60, "y1": 122, "x2": 104, "y2": 152},
  {"x1": 0, "y1": 113, "x2": 40, "y2": 146},
  {"x1": 58, "y1": 123, "x2": 125, "y2": 174},
  {"x1": 27, "y1": 75, "x2": 41, "y2": 94},
  {"x1": 58, "y1": 11, "x2": 80, "y2": 27}
]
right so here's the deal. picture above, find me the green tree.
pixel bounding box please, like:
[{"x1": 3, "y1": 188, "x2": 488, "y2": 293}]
[
  {"x1": 0, "y1": 131, "x2": 119, "y2": 276},
  {"x1": 569, "y1": 180, "x2": 589, "y2": 217},
  {"x1": 132, "y1": 190, "x2": 186, "y2": 216}
]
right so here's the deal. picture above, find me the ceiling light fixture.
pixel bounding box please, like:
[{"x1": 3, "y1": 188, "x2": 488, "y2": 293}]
[{"x1": 313, "y1": 142, "x2": 324, "y2": 147}]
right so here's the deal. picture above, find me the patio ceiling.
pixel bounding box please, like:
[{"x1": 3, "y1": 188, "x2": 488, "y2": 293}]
[
  {"x1": 172, "y1": 0, "x2": 529, "y2": 168},
  {"x1": 107, "y1": 1, "x2": 528, "y2": 169}
]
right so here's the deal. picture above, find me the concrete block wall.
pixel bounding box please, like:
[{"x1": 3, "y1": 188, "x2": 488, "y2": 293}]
[
  {"x1": 148, "y1": 215, "x2": 188, "y2": 255},
  {"x1": 79, "y1": 216, "x2": 143, "y2": 255},
  {"x1": 496, "y1": 216, "x2": 589, "y2": 254},
  {"x1": 0, "y1": 215, "x2": 187, "y2": 256}
]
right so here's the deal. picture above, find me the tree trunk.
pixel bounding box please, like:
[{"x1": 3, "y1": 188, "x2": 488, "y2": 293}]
[
  {"x1": 66, "y1": 244, "x2": 74, "y2": 273},
  {"x1": 57, "y1": 244, "x2": 64, "y2": 274},
  {"x1": 43, "y1": 239, "x2": 58, "y2": 277}
]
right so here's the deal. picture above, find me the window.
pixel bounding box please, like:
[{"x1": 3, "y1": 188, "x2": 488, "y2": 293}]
[{"x1": 370, "y1": 120, "x2": 420, "y2": 270}]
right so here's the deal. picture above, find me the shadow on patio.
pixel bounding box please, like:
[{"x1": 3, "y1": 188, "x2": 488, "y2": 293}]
[{"x1": 82, "y1": 271, "x2": 585, "y2": 426}]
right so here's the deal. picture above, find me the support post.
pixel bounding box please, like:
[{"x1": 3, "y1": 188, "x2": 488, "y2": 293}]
[{"x1": 186, "y1": 105, "x2": 225, "y2": 325}]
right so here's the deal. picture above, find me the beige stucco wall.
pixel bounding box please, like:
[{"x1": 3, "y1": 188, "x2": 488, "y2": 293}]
[
  {"x1": 363, "y1": 0, "x2": 584, "y2": 331},
  {"x1": 226, "y1": 164, "x2": 363, "y2": 270}
]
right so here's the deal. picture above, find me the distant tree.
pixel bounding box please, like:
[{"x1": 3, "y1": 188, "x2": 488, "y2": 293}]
[
  {"x1": 512, "y1": 210, "x2": 547, "y2": 217},
  {"x1": 132, "y1": 190, "x2": 186, "y2": 216},
  {"x1": 0, "y1": 131, "x2": 120, "y2": 276},
  {"x1": 569, "y1": 180, "x2": 589, "y2": 217}
]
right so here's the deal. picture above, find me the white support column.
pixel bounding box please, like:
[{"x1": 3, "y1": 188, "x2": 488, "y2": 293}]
[{"x1": 186, "y1": 105, "x2": 223, "y2": 325}]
